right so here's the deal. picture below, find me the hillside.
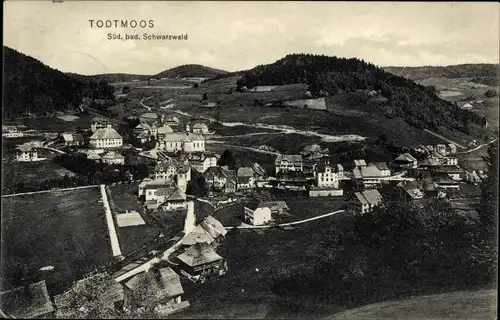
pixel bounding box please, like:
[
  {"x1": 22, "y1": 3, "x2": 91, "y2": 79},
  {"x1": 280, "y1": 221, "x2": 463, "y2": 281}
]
[
  {"x1": 384, "y1": 64, "x2": 499, "y2": 86},
  {"x1": 235, "y1": 54, "x2": 488, "y2": 135},
  {"x1": 67, "y1": 73, "x2": 152, "y2": 83},
  {"x1": 3, "y1": 46, "x2": 115, "y2": 119},
  {"x1": 327, "y1": 290, "x2": 496, "y2": 320},
  {"x1": 155, "y1": 64, "x2": 229, "y2": 79}
]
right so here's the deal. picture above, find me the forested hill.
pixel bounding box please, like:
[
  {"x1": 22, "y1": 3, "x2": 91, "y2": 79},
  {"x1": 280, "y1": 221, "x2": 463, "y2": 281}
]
[
  {"x1": 383, "y1": 64, "x2": 499, "y2": 85},
  {"x1": 3, "y1": 46, "x2": 115, "y2": 119},
  {"x1": 236, "y1": 54, "x2": 487, "y2": 133},
  {"x1": 155, "y1": 64, "x2": 229, "y2": 79}
]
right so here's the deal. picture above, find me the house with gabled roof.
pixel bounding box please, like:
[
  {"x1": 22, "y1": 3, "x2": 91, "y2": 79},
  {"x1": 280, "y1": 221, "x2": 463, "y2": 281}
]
[
  {"x1": 62, "y1": 133, "x2": 84, "y2": 147},
  {"x1": 15, "y1": 143, "x2": 40, "y2": 162},
  {"x1": 396, "y1": 180, "x2": 424, "y2": 200},
  {"x1": 393, "y1": 153, "x2": 418, "y2": 169},
  {"x1": 155, "y1": 158, "x2": 179, "y2": 181},
  {"x1": 347, "y1": 189, "x2": 383, "y2": 214},
  {"x1": 123, "y1": 267, "x2": 189, "y2": 315},
  {"x1": 237, "y1": 167, "x2": 256, "y2": 190},
  {"x1": 275, "y1": 154, "x2": 303, "y2": 174},
  {"x1": 192, "y1": 123, "x2": 210, "y2": 134},
  {"x1": 352, "y1": 165, "x2": 386, "y2": 189},
  {"x1": 102, "y1": 151, "x2": 125, "y2": 165},
  {"x1": 0, "y1": 281, "x2": 55, "y2": 319},
  {"x1": 177, "y1": 242, "x2": 227, "y2": 282},
  {"x1": 89, "y1": 128, "x2": 123, "y2": 149},
  {"x1": 188, "y1": 152, "x2": 219, "y2": 173}
]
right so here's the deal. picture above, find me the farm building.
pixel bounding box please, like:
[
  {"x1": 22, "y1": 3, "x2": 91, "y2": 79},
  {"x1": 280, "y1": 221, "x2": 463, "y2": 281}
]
[
  {"x1": 181, "y1": 216, "x2": 227, "y2": 247},
  {"x1": 244, "y1": 201, "x2": 272, "y2": 226},
  {"x1": 347, "y1": 189, "x2": 383, "y2": 215},
  {"x1": 123, "y1": 267, "x2": 189, "y2": 315},
  {"x1": 430, "y1": 165, "x2": 464, "y2": 181},
  {"x1": 0, "y1": 281, "x2": 55, "y2": 319},
  {"x1": 101, "y1": 151, "x2": 125, "y2": 165},
  {"x1": 62, "y1": 133, "x2": 84, "y2": 147},
  {"x1": 396, "y1": 180, "x2": 424, "y2": 200},
  {"x1": 89, "y1": 128, "x2": 123, "y2": 149},
  {"x1": 275, "y1": 154, "x2": 304, "y2": 174},
  {"x1": 54, "y1": 275, "x2": 124, "y2": 313},
  {"x1": 177, "y1": 242, "x2": 227, "y2": 282}
]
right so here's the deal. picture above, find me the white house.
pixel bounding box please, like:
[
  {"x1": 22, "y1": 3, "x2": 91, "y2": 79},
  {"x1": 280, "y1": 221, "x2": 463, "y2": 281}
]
[
  {"x1": 142, "y1": 181, "x2": 187, "y2": 211},
  {"x1": 461, "y1": 103, "x2": 473, "y2": 110},
  {"x1": 353, "y1": 159, "x2": 367, "y2": 167},
  {"x1": 369, "y1": 162, "x2": 391, "y2": 177},
  {"x1": 447, "y1": 143, "x2": 458, "y2": 155},
  {"x1": 2, "y1": 126, "x2": 24, "y2": 138},
  {"x1": 443, "y1": 156, "x2": 458, "y2": 166},
  {"x1": 237, "y1": 167, "x2": 255, "y2": 190},
  {"x1": 89, "y1": 128, "x2": 123, "y2": 149},
  {"x1": 275, "y1": 155, "x2": 303, "y2": 174},
  {"x1": 15, "y1": 144, "x2": 39, "y2": 162},
  {"x1": 176, "y1": 164, "x2": 191, "y2": 193},
  {"x1": 348, "y1": 189, "x2": 383, "y2": 215},
  {"x1": 62, "y1": 133, "x2": 84, "y2": 147},
  {"x1": 244, "y1": 202, "x2": 273, "y2": 226},
  {"x1": 436, "y1": 144, "x2": 447, "y2": 156},
  {"x1": 101, "y1": 151, "x2": 125, "y2": 165},
  {"x1": 90, "y1": 117, "x2": 112, "y2": 133},
  {"x1": 155, "y1": 158, "x2": 179, "y2": 180},
  {"x1": 314, "y1": 162, "x2": 340, "y2": 188},
  {"x1": 188, "y1": 152, "x2": 219, "y2": 173}
]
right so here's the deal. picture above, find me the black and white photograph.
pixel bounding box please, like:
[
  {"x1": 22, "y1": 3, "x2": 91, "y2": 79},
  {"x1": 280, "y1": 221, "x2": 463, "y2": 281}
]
[{"x1": 1, "y1": 1, "x2": 498, "y2": 318}]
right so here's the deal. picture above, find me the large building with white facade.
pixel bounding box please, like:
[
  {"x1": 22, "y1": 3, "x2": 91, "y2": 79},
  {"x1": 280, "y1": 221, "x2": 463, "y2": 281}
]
[{"x1": 89, "y1": 128, "x2": 123, "y2": 149}]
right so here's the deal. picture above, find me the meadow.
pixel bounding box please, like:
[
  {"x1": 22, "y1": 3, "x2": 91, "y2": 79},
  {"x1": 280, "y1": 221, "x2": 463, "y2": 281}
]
[{"x1": 1, "y1": 187, "x2": 113, "y2": 294}]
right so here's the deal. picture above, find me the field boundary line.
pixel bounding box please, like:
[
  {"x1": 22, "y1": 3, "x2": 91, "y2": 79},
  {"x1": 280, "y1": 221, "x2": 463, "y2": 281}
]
[
  {"x1": 99, "y1": 184, "x2": 123, "y2": 257},
  {"x1": 1, "y1": 185, "x2": 99, "y2": 198}
]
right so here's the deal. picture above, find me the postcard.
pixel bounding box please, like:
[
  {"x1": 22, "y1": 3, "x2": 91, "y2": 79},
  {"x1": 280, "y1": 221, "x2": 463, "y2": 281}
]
[{"x1": 2, "y1": 1, "x2": 498, "y2": 319}]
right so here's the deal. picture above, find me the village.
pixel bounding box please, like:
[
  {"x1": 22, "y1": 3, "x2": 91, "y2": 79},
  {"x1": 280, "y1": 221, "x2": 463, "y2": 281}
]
[{"x1": 1, "y1": 101, "x2": 490, "y2": 318}]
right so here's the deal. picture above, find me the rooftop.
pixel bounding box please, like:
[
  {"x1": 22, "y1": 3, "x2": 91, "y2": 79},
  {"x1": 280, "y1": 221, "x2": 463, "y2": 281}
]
[
  {"x1": 354, "y1": 159, "x2": 367, "y2": 166},
  {"x1": 116, "y1": 211, "x2": 146, "y2": 227},
  {"x1": 275, "y1": 154, "x2": 303, "y2": 164},
  {"x1": 124, "y1": 267, "x2": 183, "y2": 299},
  {"x1": 353, "y1": 189, "x2": 382, "y2": 206},
  {"x1": 90, "y1": 128, "x2": 122, "y2": 140},
  {"x1": 102, "y1": 151, "x2": 124, "y2": 160},
  {"x1": 177, "y1": 242, "x2": 224, "y2": 267},
  {"x1": 395, "y1": 153, "x2": 417, "y2": 163},
  {"x1": 237, "y1": 167, "x2": 255, "y2": 177}
]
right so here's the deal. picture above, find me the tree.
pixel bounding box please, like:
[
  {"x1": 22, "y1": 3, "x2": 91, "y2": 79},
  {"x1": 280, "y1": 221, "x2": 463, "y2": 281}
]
[
  {"x1": 478, "y1": 140, "x2": 498, "y2": 237},
  {"x1": 122, "y1": 86, "x2": 131, "y2": 94},
  {"x1": 218, "y1": 149, "x2": 236, "y2": 170}
]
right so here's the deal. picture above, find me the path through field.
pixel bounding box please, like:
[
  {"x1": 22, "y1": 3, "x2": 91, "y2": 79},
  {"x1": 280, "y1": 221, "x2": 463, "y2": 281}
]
[
  {"x1": 100, "y1": 185, "x2": 122, "y2": 257},
  {"x1": 423, "y1": 129, "x2": 466, "y2": 148},
  {"x1": 1, "y1": 184, "x2": 98, "y2": 197}
]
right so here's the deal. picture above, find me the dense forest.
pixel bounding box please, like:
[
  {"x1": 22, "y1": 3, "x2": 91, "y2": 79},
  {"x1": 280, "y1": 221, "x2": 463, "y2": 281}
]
[
  {"x1": 236, "y1": 54, "x2": 487, "y2": 133},
  {"x1": 155, "y1": 64, "x2": 228, "y2": 79},
  {"x1": 3, "y1": 46, "x2": 115, "y2": 119}
]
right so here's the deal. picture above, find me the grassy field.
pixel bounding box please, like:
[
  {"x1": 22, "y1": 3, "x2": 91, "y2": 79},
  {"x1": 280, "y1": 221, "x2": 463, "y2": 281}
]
[
  {"x1": 3, "y1": 113, "x2": 94, "y2": 132},
  {"x1": 327, "y1": 289, "x2": 496, "y2": 320},
  {"x1": 1, "y1": 187, "x2": 113, "y2": 293},
  {"x1": 2, "y1": 161, "x2": 77, "y2": 193},
  {"x1": 175, "y1": 213, "x2": 354, "y2": 319},
  {"x1": 106, "y1": 183, "x2": 162, "y2": 256}
]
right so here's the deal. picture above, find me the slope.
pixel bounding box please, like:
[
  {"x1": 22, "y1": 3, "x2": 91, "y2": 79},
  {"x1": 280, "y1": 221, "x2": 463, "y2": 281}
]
[
  {"x1": 155, "y1": 64, "x2": 229, "y2": 79},
  {"x1": 3, "y1": 46, "x2": 115, "y2": 119}
]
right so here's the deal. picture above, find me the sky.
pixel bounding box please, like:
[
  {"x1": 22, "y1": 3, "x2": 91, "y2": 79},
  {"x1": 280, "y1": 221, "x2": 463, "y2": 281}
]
[{"x1": 4, "y1": 1, "x2": 500, "y2": 75}]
